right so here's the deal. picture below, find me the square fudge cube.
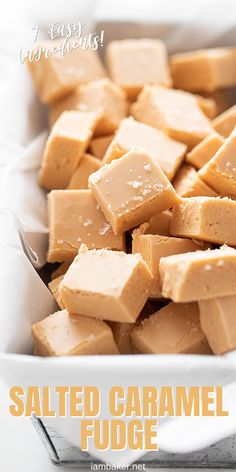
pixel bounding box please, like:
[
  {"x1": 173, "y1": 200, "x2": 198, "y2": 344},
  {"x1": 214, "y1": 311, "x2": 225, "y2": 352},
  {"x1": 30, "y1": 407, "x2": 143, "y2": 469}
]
[
  {"x1": 89, "y1": 135, "x2": 114, "y2": 159},
  {"x1": 170, "y1": 48, "x2": 236, "y2": 92},
  {"x1": 59, "y1": 247, "x2": 153, "y2": 322},
  {"x1": 47, "y1": 189, "x2": 124, "y2": 263},
  {"x1": 170, "y1": 196, "x2": 236, "y2": 245},
  {"x1": 186, "y1": 133, "x2": 224, "y2": 169},
  {"x1": 199, "y1": 296, "x2": 236, "y2": 354},
  {"x1": 106, "y1": 39, "x2": 171, "y2": 100},
  {"x1": 32, "y1": 309, "x2": 119, "y2": 356},
  {"x1": 50, "y1": 79, "x2": 127, "y2": 135},
  {"x1": 39, "y1": 111, "x2": 99, "y2": 190},
  {"x1": 131, "y1": 85, "x2": 214, "y2": 148},
  {"x1": 103, "y1": 117, "x2": 186, "y2": 180},
  {"x1": 67, "y1": 153, "x2": 101, "y2": 189},
  {"x1": 89, "y1": 148, "x2": 178, "y2": 235},
  {"x1": 132, "y1": 230, "x2": 209, "y2": 298},
  {"x1": 27, "y1": 40, "x2": 107, "y2": 104},
  {"x1": 173, "y1": 165, "x2": 217, "y2": 198},
  {"x1": 199, "y1": 128, "x2": 236, "y2": 198},
  {"x1": 212, "y1": 105, "x2": 236, "y2": 138},
  {"x1": 131, "y1": 302, "x2": 211, "y2": 354},
  {"x1": 159, "y1": 246, "x2": 236, "y2": 302}
]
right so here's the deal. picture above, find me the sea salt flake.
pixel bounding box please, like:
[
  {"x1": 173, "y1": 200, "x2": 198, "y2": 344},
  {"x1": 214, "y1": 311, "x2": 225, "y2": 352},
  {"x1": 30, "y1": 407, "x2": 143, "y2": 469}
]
[
  {"x1": 99, "y1": 223, "x2": 111, "y2": 236},
  {"x1": 144, "y1": 163, "x2": 152, "y2": 172},
  {"x1": 127, "y1": 180, "x2": 142, "y2": 189}
]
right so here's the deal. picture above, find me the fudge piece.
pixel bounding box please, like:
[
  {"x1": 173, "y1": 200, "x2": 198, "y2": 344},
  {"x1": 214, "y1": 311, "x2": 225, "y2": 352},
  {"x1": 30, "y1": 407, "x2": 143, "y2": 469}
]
[
  {"x1": 48, "y1": 276, "x2": 64, "y2": 309},
  {"x1": 160, "y1": 246, "x2": 236, "y2": 302},
  {"x1": 89, "y1": 149, "x2": 178, "y2": 235},
  {"x1": 50, "y1": 79, "x2": 127, "y2": 135},
  {"x1": 205, "y1": 89, "x2": 236, "y2": 116},
  {"x1": 131, "y1": 302, "x2": 211, "y2": 354},
  {"x1": 198, "y1": 128, "x2": 236, "y2": 198},
  {"x1": 138, "y1": 211, "x2": 172, "y2": 236},
  {"x1": 103, "y1": 117, "x2": 186, "y2": 180},
  {"x1": 60, "y1": 247, "x2": 153, "y2": 322},
  {"x1": 39, "y1": 111, "x2": 99, "y2": 190},
  {"x1": 32, "y1": 309, "x2": 119, "y2": 356},
  {"x1": 106, "y1": 39, "x2": 171, "y2": 100},
  {"x1": 170, "y1": 197, "x2": 236, "y2": 245},
  {"x1": 51, "y1": 260, "x2": 72, "y2": 280},
  {"x1": 47, "y1": 190, "x2": 124, "y2": 263},
  {"x1": 131, "y1": 86, "x2": 214, "y2": 148},
  {"x1": 173, "y1": 165, "x2": 217, "y2": 198},
  {"x1": 212, "y1": 105, "x2": 236, "y2": 138},
  {"x1": 196, "y1": 95, "x2": 217, "y2": 119},
  {"x1": 132, "y1": 229, "x2": 209, "y2": 298},
  {"x1": 67, "y1": 153, "x2": 101, "y2": 189},
  {"x1": 170, "y1": 48, "x2": 236, "y2": 92},
  {"x1": 199, "y1": 296, "x2": 236, "y2": 354},
  {"x1": 186, "y1": 133, "x2": 224, "y2": 169},
  {"x1": 27, "y1": 40, "x2": 107, "y2": 104},
  {"x1": 89, "y1": 135, "x2": 114, "y2": 159}
]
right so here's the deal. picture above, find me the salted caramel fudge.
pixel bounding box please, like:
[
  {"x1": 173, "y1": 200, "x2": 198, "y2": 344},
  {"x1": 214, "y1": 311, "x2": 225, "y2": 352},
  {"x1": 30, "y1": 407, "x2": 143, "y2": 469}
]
[
  {"x1": 186, "y1": 133, "x2": 224, "y2": 169},
  {"x1": 59, "y1": 247, "x2": 153, "y2": 322},
  {"x1": 39, "y1": 111, "x2": 99, "y2": 190},
  {"x1": 173, "y1": 165, "x2": 217, "y2": 198},
  {"x1": 106, "y1": 39, "x2": 171, "y2": 100},
  {"x1": 171, "y1": 197, "x2": 236, "y2": 245},
  {"x1": 89, "y1": 135, "x2": 114, "y2": 159},
  {"x1": 196, "y1": 95, "x2": 217, "y2": 119},
  {"x1": 103, "y1": 117, "x2": 186, "y2": 180},
  {"x1": 132, "y1": 229, "x2": 209, "y2": 298},
  {"x1": 160, "y1": 246, "x2": 236, "y2": 302},
  {"x1": 140, "y1": 211, "x2": 172, "y2": 236},
  {"x1": 171, "y1": 48, "x2": 236, "y2": 92},
  {"x1": 67, "y1": 153, "x2": 101, "y2": 189},
  {"x1": 51, "y1": 260, "x2": 72, "y2": 280},
  {"x1": 199, "y1": 296, "x2": 236, "y2": 354},
  {"x1": 131, "y1": 302, "x2": 211, "y2": 354},
  {"x1": 199, "y1": 128, "x2": 236, "y2": 198},
  {"x1": 89, "y1": 149, "x2": 178, "y2": 234},
  {"x1": 212, "y1": 105, "x2": 236, "y2": 138},
  {"x1": 50, "y1": 79, "x2": 127, "y2": 135},
  {"x1": 32, "y1": 309, "x2": 119, "y2": 356},
  {"x1": 48, "y1": 275, "x2": 64, "y2": 309},
  {"x1": 131, "y1": 86, "x2": 213, "y2": 148},
  {"x1": 28, "y1": 40, "x2": 107, "y2": 104},
  {"x1": 47, "y1": 190, "x2": 124, "y2": 263}
]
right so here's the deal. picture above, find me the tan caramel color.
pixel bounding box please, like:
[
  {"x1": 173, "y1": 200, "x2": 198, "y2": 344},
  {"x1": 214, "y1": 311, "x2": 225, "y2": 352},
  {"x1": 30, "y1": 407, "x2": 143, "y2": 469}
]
[
  {"x1": 186, "y1": 133, "x2": 224, "y2": 169},
  {"x1": 199, "y1": 128, "x2": 236, "y2": 198},
  {"x1": 32, "y1": 309, "x2": 119, "y2": 356},
  {"x1": 138, "y1": 211, "x2": 172, "y2": 236},
  {"x1": 50, "y1": 79, "x2": 127, "y2": 135},
  {"x1": 160, "y1": 246, "x2": 236, "y2": 302},
  {"x1": 131, "y1": 302, "x2": 211, "y2": 354},
  {"x1": 170, "y1": 48, "x2": 236, "y2": 92},
  {"x1": 39, "y1": 111, "x2": 99, "y2": 190},
  {"x1": 27, "y1": 40, "x2": 107, "y2": 104},
  {"x1": 51, "y1": 260, "x2": 72, "y2": 280},
  {"x1": 173, "y1": 165, "x2": 217, "y2": 198},
  {"x1": 106, "y1": 39, "x2": 171, "y2": 100},
  {"x1": 59, "y1": 247, "x2": 153, "y2": 322},
  {"x1": 196, "y1": 95, "x2": 217, "y2": 119},
  {"x1": 48, "y1": 276, "x2": 65, "y2": 309},
  {"x1": 131, "y1": 86, "x2": 214, "y2": 148},
  {"x1": 89, "y1": 135, "x2": 114, "y2": 159},
  {"x1": 132, "y1": 229, "x2": 209, "y2": 298},
  {"x1": 67, "y1": 154, "x2": 101, "y2": 189},
  {"x1": 170, "y1": 196, "x2": 236, "y2": 245},
  {"x1": 212, "y1": 105, "x2": 236, "y2": 138},
  {"x1": 47, "y1": 190, "x2": 124, "y2": 263},
  {"x1": 103, "y1": 117, "x2": 186, "y2": 180},
  {"x1": 199, "y1": 296, "x2": 236, "y2": 354},
  {"x1": 89, "y1": 149, "x2": 179, "y2": 235}
]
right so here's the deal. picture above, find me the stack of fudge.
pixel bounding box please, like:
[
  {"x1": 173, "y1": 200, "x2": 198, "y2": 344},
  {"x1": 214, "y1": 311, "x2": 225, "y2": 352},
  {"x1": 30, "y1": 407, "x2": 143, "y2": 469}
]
[{"x1": 27, "y1": 39, "x2": 236, "y2": 357}]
